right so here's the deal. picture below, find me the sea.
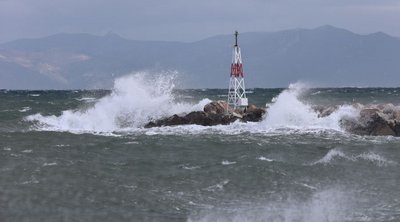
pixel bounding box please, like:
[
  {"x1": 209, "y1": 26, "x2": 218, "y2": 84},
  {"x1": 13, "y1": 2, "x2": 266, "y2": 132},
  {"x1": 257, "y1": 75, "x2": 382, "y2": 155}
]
[{"x1": 1, "y1": 73, "x2": 399, "y2": 222}]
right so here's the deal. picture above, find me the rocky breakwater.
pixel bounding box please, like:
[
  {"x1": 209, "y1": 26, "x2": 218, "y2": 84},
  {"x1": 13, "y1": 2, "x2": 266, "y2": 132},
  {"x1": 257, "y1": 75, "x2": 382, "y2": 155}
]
[
  {"x1": 315, "y1": 103, "x2": 400, "y2": 136},
  {"x1": 340, "y1": 104, "x2": 400, "y2": 136},
  {"x1": 145, "y1": 99, "x2": 400, "y2": 137},
  {"x1": 144, "y1": 101, "x2": 266, "y2": 128}
]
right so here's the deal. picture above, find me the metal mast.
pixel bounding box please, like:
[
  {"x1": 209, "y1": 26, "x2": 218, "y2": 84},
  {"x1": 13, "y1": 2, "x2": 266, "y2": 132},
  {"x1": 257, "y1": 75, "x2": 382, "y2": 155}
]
[{"x1": 227, "y1": 31, "x2": 248, "y2": 110}]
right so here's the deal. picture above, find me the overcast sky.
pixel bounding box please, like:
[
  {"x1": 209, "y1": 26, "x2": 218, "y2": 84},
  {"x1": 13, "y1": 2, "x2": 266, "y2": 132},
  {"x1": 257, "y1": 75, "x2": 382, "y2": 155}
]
[{"x1": 1, "y1": 0, "x2": 400, "y2": 43}]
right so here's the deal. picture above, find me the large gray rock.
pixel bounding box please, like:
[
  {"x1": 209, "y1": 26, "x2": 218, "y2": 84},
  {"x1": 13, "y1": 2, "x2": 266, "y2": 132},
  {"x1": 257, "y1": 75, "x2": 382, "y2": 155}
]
[
  {"x1": 242, "y1": 104, "x2": 266, "y2": 122},
  {"x1": 144, "y1": 101, "x2": 266, "y2": 128},
  {"x1": 203, "y1": 100, "x2": 233, "y2": 115},
  {"x1": 340, "y1": 106, "x2": 400, "y2": 136},
  {"x1": 313, "y1": 105, "x2": 339, "y2": 118}
]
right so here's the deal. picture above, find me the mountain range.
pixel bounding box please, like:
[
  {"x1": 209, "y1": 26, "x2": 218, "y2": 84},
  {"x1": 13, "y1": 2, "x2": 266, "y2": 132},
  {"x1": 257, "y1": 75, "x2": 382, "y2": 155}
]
[{"x1": 1, "y1": 25, "x2": 400, "y2": 89}]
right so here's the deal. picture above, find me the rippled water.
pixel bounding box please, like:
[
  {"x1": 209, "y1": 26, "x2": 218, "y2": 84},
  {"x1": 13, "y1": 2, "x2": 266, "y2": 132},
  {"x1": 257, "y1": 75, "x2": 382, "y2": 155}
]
[{"x1": 1, "y1": 74, "x2": 400, "y2": 221}]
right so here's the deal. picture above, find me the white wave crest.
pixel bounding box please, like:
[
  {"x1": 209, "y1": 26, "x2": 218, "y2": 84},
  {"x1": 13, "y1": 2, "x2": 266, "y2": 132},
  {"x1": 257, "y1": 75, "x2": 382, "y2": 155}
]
[
  {"x1": 312, "y1": 149, "x2": 397, "y2": 166},
  {"x1": 312, "y1": 149, "x2": 353, "y2": 165},
  {"x1": 355, "y1": 152, "x2": 397, "y2": 167},
  {"x1": 258, "y1": 156, "x2": 274, "y2": 162},
  {"x1": 26, "y1": 72, "x2": 211, "y2": 133},
  {"x1": 261, "y1": 83, "x2": 358, "y2": 131},
  {"x1": 221, "y1": 160, "x2": 236, "y2": 165}
]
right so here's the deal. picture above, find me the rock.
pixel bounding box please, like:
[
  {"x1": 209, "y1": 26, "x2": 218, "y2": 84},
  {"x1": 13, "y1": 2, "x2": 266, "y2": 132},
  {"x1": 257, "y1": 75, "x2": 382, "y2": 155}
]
[
  {"x1": 144, "y1": 114, "x2": 188, "y2": 128},
  {"x1": 186, "y1": 111, "x2": 213, "y2": 126},
  {"x1": 341, "y1": 108, "x2": 396, "y2": 136},
  {"x1": 246, "y1": 104, "x2": 258, "y2": 113},
  {"x1": 204, "y1": 100, "x2": 230, "y2": 114},
  {"x1": 394, "y1": 110, "x2": 400, "y2": 120},
  {"x1": 208, "y1": 113, "x2": 239, "y2": 125},
  {"x1": 360, "y1": 108, "x2": 380, "y2": 117},
  {"x1": 144, "y1": 101, "x2": 266, "y2": 128},
  {"x1": 392, "y1": 120, "x2": 400, "y2": 135},
  {"x1": 144, "y1": 110, "x2": 240, "y2": 128},
  {"x1": 231, "y1": 112, "x2": 243, "y2": 118},
  {"x1": 313, "y1": 105, "x2": 338, "y2": 118},
  {"x1": 243, "y1": 105, "x2": 266, "y2": 122},
  {"x1": 352, "y1": 103, "x2": 364, "y2": 110}
]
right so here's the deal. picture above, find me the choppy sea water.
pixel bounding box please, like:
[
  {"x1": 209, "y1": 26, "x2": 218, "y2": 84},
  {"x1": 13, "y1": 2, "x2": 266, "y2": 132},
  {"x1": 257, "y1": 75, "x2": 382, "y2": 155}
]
[{"x1": 1, "y1": 74, "x2": 400, "y2": 222}]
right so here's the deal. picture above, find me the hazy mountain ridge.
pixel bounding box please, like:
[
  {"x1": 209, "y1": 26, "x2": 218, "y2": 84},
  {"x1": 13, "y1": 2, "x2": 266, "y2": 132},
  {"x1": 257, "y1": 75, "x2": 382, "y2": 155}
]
[{"x1": 1, "y1": 25, "x2": 400, "y2": 89}]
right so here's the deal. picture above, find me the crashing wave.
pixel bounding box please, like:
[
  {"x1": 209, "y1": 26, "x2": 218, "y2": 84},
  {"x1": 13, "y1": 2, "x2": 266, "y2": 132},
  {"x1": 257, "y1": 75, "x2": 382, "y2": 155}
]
[{"x1": 26, "y1": 72, "x2": 210, "y2": 133}]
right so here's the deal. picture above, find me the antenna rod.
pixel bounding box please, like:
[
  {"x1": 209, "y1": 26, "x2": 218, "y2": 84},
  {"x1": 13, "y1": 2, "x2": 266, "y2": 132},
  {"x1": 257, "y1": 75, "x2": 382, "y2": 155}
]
[{"x1": 234, "y1": 31, "x2": 238, "y2": 47}]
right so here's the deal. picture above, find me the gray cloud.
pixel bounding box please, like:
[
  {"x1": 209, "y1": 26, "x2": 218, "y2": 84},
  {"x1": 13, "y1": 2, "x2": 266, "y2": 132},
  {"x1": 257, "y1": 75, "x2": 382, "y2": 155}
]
[{"x1": 1, "y1": 0, "x2": 400, "y2": 43}]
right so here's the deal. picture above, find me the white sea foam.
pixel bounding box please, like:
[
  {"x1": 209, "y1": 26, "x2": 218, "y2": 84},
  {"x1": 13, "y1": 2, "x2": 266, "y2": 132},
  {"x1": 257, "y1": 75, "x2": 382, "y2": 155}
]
[
  {"x1": 20, "y1": 176, "x2": 39, "y2": 185},
  {"x1": 75, "y1": 97, "x2": 97, "y2": 102},
  {"x1": 312, "y1": 149, "x2": 397, "y2": 166},
  {"x1": 182, "y1": 165, "x2": 201, "y2": 170},
  {"x1": 204, "y1": 180, "x2": 230, "y2": 192},
  {"x1": 258, "y1": 156, "x2": 274, "y2": 162},
  {"x1": 19, "y1": 107, "x2": 31, "y2": 112},
  {"x1": 355, "y1": 152, "x2": 397, "y2": 167},
  {"x1": 43, "y1": 162, "x2": 57, "y2": 166},
  {"x1": 55, "y1": 144, "x2": 70, "y2": 147},
  {"x1": 26, "y1": 72, "x2": 211, "y2": 133},
  {"x1": 221, "y1": 160, "x2": 236, "y2": 165}
]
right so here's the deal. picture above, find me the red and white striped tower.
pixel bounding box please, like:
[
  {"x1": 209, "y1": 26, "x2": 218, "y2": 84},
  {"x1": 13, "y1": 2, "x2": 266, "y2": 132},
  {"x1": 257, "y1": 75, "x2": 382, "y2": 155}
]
[{"x1": 227, "y1": 31, "x2": 248, "y2": 110}]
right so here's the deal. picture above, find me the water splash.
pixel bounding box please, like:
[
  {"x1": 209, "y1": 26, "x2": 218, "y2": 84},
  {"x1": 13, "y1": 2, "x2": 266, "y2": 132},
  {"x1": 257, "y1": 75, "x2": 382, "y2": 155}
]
[
  {"x1": 261, "y1": 83, "x2": 358, "y2": 131},
  {"x1": 26, "y1": 72, "x2": 211, "y2": 133}
]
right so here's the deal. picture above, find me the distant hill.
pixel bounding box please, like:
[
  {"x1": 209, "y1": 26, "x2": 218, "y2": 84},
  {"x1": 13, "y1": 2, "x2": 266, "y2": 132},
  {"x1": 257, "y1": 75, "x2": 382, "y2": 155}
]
[{"x1": 1, "y1": 25, "x2": 400, "y2": 89}]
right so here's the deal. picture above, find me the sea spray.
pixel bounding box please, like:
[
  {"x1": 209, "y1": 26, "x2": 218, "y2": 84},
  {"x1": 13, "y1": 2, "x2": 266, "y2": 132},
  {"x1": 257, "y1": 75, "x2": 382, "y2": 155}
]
[
  {"x1": 261, "y1": 83, "x2": 359, "y2": 131},
  {"x1": 26, "y1": 72, "x2": 211, "y2": 132}
]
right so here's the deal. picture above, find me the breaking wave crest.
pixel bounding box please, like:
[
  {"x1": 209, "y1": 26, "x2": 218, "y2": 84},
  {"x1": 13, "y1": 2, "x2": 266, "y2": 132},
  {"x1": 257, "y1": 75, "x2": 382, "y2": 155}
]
[
  {"x1": 312, "y1": 149, "x2": 397, "y2": 166},
  {"x1": 260, "y1": 83, "x2": 358, "y2": 131},
  {"x1": 26, "y1": 72, "x2": 211, "y2": 133}
]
